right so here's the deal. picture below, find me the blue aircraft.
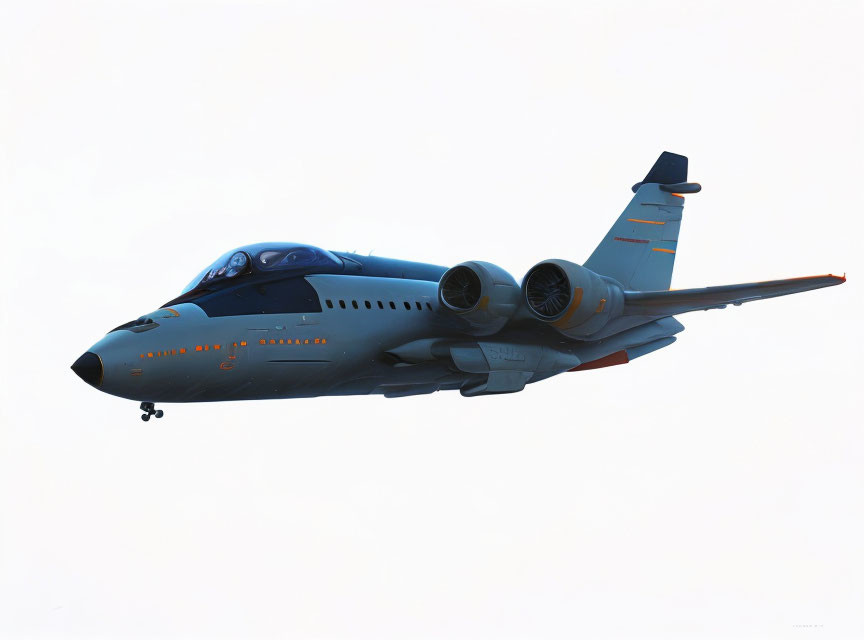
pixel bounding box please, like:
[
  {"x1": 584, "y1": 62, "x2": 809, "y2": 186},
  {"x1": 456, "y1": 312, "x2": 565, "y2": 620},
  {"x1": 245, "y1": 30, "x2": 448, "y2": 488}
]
[{"x1": 72, "y1": 152, "x2": 845, "y2": 420}]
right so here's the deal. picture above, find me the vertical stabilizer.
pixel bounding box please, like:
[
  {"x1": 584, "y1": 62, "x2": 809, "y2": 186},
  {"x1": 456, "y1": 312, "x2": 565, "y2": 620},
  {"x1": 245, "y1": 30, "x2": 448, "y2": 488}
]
[{"x1": 584, "y1": 152, "x2": 698, "y2": 291}]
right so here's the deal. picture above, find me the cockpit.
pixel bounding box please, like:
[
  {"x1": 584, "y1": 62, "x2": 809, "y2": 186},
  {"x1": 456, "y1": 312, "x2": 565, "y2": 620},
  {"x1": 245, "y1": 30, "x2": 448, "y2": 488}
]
[
  {"x1": 161, "y1": 241, "x2": 448, "y2": 317},
  {"x1": 181, "y1": 243, "x2": 343, "y2": 294},
  {"x1": 158, "y1": 243, "x2": 344, "y2": 317}
]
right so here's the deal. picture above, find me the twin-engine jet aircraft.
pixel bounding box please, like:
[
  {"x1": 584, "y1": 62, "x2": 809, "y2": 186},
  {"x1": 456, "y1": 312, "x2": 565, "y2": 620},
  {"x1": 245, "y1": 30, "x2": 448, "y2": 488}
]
[{"x1": 72, "y1": 152, "x2": 844, "y2": 420}]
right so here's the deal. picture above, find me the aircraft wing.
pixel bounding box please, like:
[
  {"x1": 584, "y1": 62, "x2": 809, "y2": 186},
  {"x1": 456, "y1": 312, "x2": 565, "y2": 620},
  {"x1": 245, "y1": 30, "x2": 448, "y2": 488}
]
[{"x1": 623, "y1": 274, "x2": 845, "y2": 316}]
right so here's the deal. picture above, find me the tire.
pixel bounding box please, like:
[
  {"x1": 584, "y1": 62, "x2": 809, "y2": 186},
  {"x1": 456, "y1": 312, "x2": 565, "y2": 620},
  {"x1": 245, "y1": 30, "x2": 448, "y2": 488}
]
[
  {"x1": 141, "y1": 414, "x2": 151, "y2": 422},
  {"x1": 154, "y1": 410, "x2": 164, "y2": 418}
]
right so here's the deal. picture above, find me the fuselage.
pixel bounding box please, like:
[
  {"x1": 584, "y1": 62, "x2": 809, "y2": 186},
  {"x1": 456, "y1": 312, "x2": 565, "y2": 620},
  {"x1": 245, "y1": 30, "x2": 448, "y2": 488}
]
[{"x1": 72, "y1": 243, "x2": 689, "y2": 405}]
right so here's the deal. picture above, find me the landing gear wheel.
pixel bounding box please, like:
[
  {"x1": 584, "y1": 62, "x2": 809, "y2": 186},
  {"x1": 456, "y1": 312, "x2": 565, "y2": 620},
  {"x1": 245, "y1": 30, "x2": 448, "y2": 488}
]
[{"x1": 139, "y1": 402, "x2": 163, "y2": 421}]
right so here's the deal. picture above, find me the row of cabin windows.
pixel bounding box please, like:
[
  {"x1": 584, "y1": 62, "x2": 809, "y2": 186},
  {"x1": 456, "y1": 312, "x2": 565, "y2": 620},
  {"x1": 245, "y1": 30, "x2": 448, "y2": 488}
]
[{"x1": 325, "y1": 299, "x2": 433, "y2": 312}]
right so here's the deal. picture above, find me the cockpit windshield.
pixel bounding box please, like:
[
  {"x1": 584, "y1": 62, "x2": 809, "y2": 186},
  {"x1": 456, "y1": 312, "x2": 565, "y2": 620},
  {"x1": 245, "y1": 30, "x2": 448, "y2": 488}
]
[{"x1": 181, "y1": 243, "x2": 343, "y2": 294}]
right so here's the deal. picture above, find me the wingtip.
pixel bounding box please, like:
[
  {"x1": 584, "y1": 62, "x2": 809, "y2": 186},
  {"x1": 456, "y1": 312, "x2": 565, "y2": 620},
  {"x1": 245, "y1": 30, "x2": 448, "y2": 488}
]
[
  {"x1": 817, "y1": 273, "x2": 846, "y2": 285},
  {"x1": 811, "y1": 273, "x2": 846, "y2": 285}
]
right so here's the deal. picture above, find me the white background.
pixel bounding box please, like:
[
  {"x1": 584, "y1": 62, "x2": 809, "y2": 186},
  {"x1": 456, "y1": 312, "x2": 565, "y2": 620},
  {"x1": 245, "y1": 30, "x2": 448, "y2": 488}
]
[{"x1": 1, "y1": 1, "x2": 862, "y2": 638}]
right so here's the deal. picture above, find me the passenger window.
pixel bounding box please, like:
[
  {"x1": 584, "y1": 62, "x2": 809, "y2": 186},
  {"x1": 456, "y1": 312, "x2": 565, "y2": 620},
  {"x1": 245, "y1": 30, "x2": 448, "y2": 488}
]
[
  {"x1": 389, "y1": 301, "x2": 396, "y2": 309},
  {"x1": 426, "y1": 302, "x2": 433, "y2": 310},
  {"x1": 326, "y1": 299, "x2": 334, "y2": 309},
  {"x1": 339, "y1": 300, "x2": 346, "y2": 309},
  {"x1": 415, "y1": 301, "x2": 422, "y2": 310},
  {"x1": 352, "y1": 300, "x2": 359, "y2": 309},
  {"x1": 377, "y1": 301, "x2": 384, "y2": 309},
  {"x1": 364, "y1": 300, "x2": 372, "y2": 309},
  {"x1": 403, "y1": 301, "x2": 411, "y2": 310}
]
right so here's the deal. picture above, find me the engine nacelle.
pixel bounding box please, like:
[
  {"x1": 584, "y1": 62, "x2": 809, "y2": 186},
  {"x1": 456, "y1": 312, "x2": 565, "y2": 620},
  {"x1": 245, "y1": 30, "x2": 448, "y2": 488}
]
[
  {"x1": 522, "y1": 259, "x2": 623, "y2": 338},
  {"x1": 438, "y1": 261, "x2": 521, "y2": 335}
]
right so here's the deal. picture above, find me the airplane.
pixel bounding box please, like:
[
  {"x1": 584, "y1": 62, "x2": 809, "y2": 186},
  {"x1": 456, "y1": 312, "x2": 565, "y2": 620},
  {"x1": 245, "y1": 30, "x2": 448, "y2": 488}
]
[{"x1": 71, "y1": 152, "x2": 845, "y2": 420}]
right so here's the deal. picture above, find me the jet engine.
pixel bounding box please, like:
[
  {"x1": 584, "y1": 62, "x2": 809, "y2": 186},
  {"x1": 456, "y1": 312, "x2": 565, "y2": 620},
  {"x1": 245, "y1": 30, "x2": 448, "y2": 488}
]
[
  {"x1": 522, "y1": 259, "x2": 623, "y2": 338},
  {"x1": 438, "y1": 261, "x2": 521, "y2": 335}
]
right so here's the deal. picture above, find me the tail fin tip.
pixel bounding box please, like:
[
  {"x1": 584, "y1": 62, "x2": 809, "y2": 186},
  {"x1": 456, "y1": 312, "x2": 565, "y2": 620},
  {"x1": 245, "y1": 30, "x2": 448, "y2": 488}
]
[{"x1": 632, "y1": 151, "x2": 689, "y2": 193}]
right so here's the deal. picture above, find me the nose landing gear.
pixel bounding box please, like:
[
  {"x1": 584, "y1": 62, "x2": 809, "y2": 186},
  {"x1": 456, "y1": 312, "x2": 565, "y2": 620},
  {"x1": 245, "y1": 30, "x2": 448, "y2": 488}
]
[{"x1": 140, "y1": 402, "x2": 164, "y2": 421}]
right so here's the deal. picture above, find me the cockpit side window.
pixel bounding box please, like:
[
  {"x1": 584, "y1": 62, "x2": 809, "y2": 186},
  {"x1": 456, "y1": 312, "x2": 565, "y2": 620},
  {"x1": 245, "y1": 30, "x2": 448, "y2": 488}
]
[{"x1": 256, "y1": 246, "x2": 342, "y2": 272}]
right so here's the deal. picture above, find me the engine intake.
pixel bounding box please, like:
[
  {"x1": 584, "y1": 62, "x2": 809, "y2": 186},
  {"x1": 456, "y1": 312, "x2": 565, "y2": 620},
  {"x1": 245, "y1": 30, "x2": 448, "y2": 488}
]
[
  {"x1": 523, "y1": 260, "x2": 622, "y2": 337},
  {"x1": 438, "y1": 261, "x2": 520, "y2": 335},
  {"x1": 441, "y1": 266, "x2": 483, "y2": 311}
]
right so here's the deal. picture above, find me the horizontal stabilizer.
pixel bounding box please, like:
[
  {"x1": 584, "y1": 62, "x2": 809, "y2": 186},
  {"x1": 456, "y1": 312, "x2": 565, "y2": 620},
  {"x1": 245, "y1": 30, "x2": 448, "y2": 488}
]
[
  {"x1": 624, "y1": 274, "x2": 845, "y2": 316},
  {"x1": 659, "y1": 182, "x2": 701, "y2": 194}
]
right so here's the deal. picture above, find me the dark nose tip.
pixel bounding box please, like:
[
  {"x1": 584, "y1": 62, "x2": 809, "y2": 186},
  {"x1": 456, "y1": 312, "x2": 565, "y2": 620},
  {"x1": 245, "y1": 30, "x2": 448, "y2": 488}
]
[{"x1": 71, "y1": 352, "x2": 103, "y2": 387}]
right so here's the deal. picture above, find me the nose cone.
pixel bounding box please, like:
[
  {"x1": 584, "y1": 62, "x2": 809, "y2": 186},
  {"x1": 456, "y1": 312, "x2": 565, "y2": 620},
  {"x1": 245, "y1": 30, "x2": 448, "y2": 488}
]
[{"x1": 71, "y1": 352, "x2": 103, "y2": 387}]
